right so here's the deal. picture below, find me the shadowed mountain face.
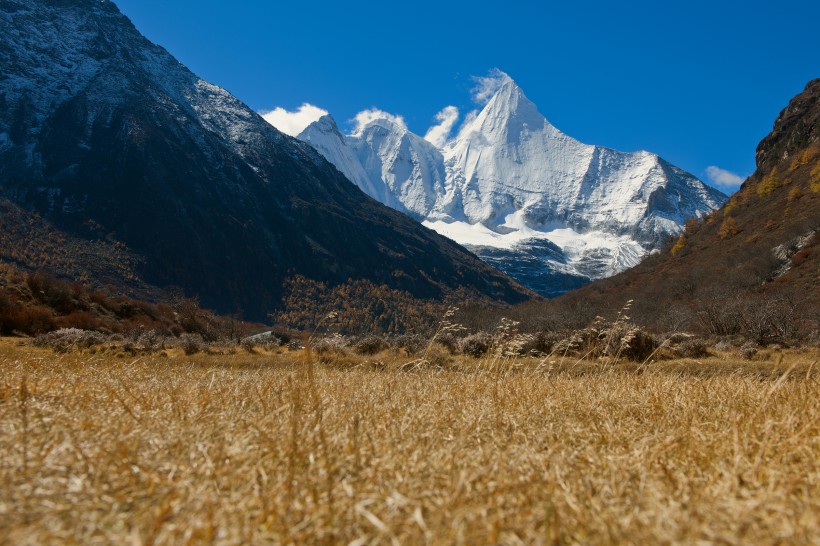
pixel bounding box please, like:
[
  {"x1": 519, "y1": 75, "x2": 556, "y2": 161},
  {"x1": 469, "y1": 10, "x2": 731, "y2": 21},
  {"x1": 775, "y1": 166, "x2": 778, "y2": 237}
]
[
  {"x1": 548, "y1": 79, "x2": 820, "y2": 336},
  {"x1": 0, "y1": 0, "x2": 531, "y2": 320}
]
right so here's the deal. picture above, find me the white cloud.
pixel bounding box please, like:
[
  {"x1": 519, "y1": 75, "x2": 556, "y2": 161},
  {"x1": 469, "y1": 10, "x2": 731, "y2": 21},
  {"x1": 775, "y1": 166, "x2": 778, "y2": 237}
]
[
  {"x1": 350, "y1": 108, "x2": 406, "y2": 135},
  {"x1": 705, "y1": 166, "x2": 745, "y2": 189},
  {"x1": 471, "y1": 68, "x2": 512, "y2": 105},
  {"x1": 423, "y1": 106, "x2": 459, "y2": 148},
  {"x1": 260, "y1": 103, "x2": 328, "y2": 137},
  {"x1": 453, "y1": 109, "x2": 479, "y2": 141}
]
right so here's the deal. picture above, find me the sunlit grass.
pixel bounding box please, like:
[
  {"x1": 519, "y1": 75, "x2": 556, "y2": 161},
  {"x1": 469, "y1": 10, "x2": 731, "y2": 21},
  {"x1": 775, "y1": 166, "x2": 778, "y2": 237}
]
[{"x1": 1, "y1": 340, "x2": 818, "y2": 544}]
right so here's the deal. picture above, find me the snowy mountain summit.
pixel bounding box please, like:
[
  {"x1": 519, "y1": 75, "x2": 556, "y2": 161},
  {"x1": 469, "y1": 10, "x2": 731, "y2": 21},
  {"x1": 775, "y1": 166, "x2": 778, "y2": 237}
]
[{"x1": 298, "y1": 73, "x2": 727, "y2": 295}]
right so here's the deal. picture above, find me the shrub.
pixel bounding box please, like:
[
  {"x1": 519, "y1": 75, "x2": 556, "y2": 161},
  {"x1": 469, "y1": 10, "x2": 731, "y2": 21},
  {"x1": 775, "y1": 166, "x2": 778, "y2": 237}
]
[
  {"x1": 395, "y1": 334, "x2": 427, "y2": 355},
  {"x1": 352, "y1": 335, "x2": 390, "y2": 355},
  {"x1": 613, "y1": 326, "x2": 658, "y2": 361},
  {"x1": 756, "y1": 168, "x2": 780, "y2": 196},
  {"x1": 458, "y1": 332, "x2": 493, "y2": 358},
  {"x1": 57, "y1": 310, "x2": 102, "y2": 331},
  {"x1": 11, "y1": 306, "x2": 57, "y2": 336},
  {"x1": 311, "y1": 334, "x2": 346, "y2": 355},
  {"x1": 549, "y1": 303, "x2": 658, "y2": 362},
  {"x1": 670, "y1": 236, "x2": 686, "y2": 256},
  {"x1": 739, "y1": 343, "x2": 758, "y2": 360},
  {"x1": 33, "y1": 328, "x2": 107, "y2": 353},
  {"x1": 240, "y1": 337, "x2": 258, "y2": 353},
  {"x1": 0, "y1": 291, "x2": 21, "y2": 335},
  {"x1": 675, "y1": 338, "x2": 709, "y2": 359},
  {"x1": 240, "y1": 331, "x2": 282, "y2": 353},
  {"x1": 179, "y1": 333, "x2": 204, "y2": 355},
  {"x1": 520, "y1": 331, "x2": 557, "y2": 356},
  {"x1": 811, "y1": 163, "x2": 820, "y2": 192},
  {"x1": 136, "y1": 329, "x2": 165, "y2": 351},
  {"x1": 402, "y1": 344, "x2": 452, "y2": 371},
  {"x1": 718, "y1": 217, "x2": 740, "y2": 239},
  {"x1": 435, "y1": 331, "x2": 459, "y2": 354},
  {"x1": 26, "y1": 272, "x2": 78, "y2": 314}
]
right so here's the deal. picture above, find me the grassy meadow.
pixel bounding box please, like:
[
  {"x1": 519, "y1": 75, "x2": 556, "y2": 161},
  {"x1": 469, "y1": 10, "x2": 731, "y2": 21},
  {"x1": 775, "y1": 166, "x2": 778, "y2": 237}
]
[{"x1": 1, "y1": 338, "x2": 818, "y2": 545}]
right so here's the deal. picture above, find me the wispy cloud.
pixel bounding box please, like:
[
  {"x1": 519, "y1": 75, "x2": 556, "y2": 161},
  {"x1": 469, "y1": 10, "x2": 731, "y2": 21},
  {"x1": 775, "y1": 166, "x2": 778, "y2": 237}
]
[
  {"x1": 424, "y1": 106, "x2": 459, "y2": 148},
  {"x1": 260, "y1": 103, "x2": 328, "y2": 137},
  {"x1": 453, "y1": 109, "x2": 479, "y2": 141},
  {"x1": 471, "y1": 68, "x2": 512, "y2": 105},
  {"x1": 351, "y1": 108, "x2": 406, "y2": 135},
  {"x1": 705, "y1": 166, "x2": 745, "y2": 190}
]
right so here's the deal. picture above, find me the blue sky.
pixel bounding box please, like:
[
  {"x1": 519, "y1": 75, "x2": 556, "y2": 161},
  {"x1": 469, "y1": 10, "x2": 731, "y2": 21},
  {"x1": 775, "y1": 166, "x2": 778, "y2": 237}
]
[{"x1": 115, "y1": 0, "x2": 819, "y2": 193}]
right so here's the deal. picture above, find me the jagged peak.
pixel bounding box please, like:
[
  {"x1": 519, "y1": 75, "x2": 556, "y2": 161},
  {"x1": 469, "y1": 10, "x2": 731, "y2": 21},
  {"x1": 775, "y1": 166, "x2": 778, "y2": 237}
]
[
  {"x1": 351, "y1": 116, "x2": 408, "y2": 139},
  {"x1": 483, "y1": 78, "x2": 538, "y2": 117},
  {"x1": 449, "y1": 76, "x2": 562, "y2": 146},
  {"x1": 299, "y1": 114, "x2": 341, "y2": 138}
]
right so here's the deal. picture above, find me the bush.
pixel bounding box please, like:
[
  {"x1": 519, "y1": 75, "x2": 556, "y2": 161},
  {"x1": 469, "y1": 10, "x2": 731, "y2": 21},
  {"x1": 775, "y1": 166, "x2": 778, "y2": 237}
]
[
  {"x1": 739, "y1": 343, "x2": 758, "y2": 360},
  {"x1": 675, "y1": 338, "x2": 709, "y2": 359},
  {"x1": 240, "y1": 337, "x2": 258, "y2": 353},
  {"x1": 550, "y1": 308, "x2": 658, "y2": 362},
  {"x1": 615, "y1": 326, "x2": 658, "y2": 361},
  {"x1": 136, "y1": 329, "x2": 166, "y2": 351},
  {"x1": 0, "y1": 291, "x2": 21, "y2": 335},
  {"x1": 57, "y1": 310, "x2": 102, "y2": 331},
  {"x1": 311, "y1": 334, "x2": 346, "y2": 354},
  {"x1": 435, "y1": 331, "x2": 459, "y2": 354},
  {"x1": 352, "y1": 335, "x2": 390, "y2": 355},
  {"x1": 523, "y1": 331, "x2": 559, "y2": 356},
  {"x1": 395, "y1": 334, "x2": 427, "y2": 355},
  {"x1": 402, "y1": 344, "x2": 452, "y2": 371},
  {"x1": 240, "y1": 332, "x2": 282, "y2": 353},
  {"x1": 10, "y1": 306, "x2": 57, "y2": 336},
  {"x1": 33, "y1": 328, "x2": 107, "y2": 353},
  {"x1": 458, "y1": 332, "x2": 493, "y2": 358},
  {"x1": 179, "y1": 333, "x2": 204, "y2": 355}
]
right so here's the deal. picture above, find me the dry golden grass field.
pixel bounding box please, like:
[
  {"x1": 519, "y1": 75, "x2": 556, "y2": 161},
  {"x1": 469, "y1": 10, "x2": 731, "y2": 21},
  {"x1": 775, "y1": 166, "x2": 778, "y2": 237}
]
[{"x1": 1, "y1": 338, "x2": 818, "y2": 545}]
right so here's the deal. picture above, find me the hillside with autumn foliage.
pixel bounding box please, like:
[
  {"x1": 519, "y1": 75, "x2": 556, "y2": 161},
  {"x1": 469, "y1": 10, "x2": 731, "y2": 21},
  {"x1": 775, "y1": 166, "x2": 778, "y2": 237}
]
[{"x1": 517, "y1": 79, "x2": 819, "y2": 341}]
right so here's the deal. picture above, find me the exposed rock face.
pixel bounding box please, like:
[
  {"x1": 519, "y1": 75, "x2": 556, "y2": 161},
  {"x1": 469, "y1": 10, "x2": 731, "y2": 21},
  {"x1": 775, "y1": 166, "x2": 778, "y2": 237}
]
[{"x1": 755, "y1": 79, "x2": 820, "y2": 173}]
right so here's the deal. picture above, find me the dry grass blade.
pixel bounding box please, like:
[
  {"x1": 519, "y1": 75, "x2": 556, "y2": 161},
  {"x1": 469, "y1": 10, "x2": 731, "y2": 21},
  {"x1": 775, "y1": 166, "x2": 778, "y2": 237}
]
[{"x1": 0, "y1": 339, "x2": 818, "y2": 544}]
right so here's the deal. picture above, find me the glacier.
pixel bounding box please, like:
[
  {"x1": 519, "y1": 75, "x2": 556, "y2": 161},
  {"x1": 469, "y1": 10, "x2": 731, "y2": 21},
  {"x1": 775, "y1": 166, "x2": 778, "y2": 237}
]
[{"x1": 297, "y1": 73, "x2": 727, "y2": 295}]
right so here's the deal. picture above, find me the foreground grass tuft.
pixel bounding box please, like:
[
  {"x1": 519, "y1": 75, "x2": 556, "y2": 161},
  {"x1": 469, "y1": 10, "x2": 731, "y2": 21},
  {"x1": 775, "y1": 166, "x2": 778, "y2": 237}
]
[{"x1": 1, "y1": 340, "x2": 818, "y2": 544}]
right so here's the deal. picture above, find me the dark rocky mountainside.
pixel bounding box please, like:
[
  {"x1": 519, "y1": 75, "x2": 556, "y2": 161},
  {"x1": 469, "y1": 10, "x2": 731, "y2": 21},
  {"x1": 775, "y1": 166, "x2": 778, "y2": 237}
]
[
  {"x1": 0, "y1": 0, "x2": 531, "y2": 320},
  {"x1": 536, "y1": 79, "x2": 820, "y2": 340}
]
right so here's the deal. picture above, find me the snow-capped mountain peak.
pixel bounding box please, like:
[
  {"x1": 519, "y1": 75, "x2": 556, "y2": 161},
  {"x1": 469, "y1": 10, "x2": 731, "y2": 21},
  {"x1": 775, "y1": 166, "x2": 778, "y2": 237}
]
[
  {"x1": 296, "y1": 75, "x2": 727, "y2": 295},
  {"x1": 456, "y1": 78, "x2": 555, "y2": 144}
]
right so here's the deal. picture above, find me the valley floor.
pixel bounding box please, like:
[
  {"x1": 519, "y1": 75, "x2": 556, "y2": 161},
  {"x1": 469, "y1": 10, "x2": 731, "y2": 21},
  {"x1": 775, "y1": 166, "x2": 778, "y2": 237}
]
[{"x1": 1, "y1": 339, "x2": 818, "y2": 544}]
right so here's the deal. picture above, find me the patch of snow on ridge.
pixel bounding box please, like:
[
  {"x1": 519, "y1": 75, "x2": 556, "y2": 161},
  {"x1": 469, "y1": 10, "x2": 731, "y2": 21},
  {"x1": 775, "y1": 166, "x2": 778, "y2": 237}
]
[{"x1": 422, "y1": 219, "x2": 646, "y2": 280}]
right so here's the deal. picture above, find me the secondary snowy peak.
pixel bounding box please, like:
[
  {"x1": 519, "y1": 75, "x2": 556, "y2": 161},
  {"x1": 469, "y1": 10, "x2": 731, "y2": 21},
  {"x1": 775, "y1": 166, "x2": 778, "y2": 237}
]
[
  {"x1": 297, "y1": 115, "x2": 376, "y2": 197},
  {"x1": 300, "y1": 115, "x2": 446, "y2": 219}
]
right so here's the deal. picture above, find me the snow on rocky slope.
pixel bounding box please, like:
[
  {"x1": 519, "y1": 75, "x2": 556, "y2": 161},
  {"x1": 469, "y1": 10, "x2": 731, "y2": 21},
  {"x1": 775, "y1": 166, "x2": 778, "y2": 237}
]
[
  {"x1": 297, "y1": 73, "x2": 727, "y2": 295},
  {"x1": 0, "y1": 0, "x2": 531, "y2": 317}
]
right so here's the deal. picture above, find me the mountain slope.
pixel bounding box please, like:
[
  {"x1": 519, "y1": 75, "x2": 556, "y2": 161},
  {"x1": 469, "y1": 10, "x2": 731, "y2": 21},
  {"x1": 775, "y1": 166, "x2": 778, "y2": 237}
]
[
  {"x1": 0, "y1": 0, "x2": 532, "y2": 320},
  {"x1": 547, "y1": 79, "x2": 820, "y2": 338},
  {"x1": 298, "y1": 74, "x2": 726, "y2": 294}
]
